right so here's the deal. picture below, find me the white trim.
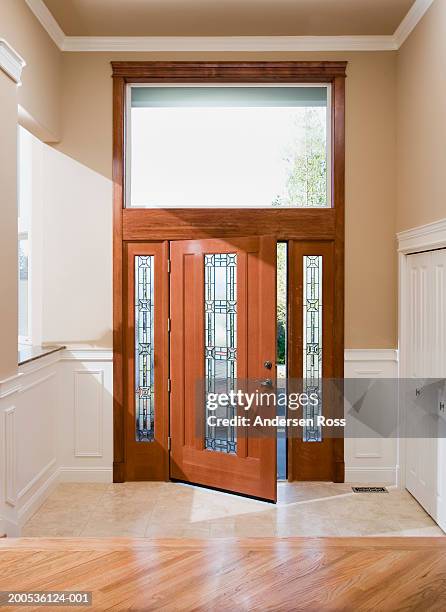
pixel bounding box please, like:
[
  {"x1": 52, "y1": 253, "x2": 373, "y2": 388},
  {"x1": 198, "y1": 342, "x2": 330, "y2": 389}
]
[
  {"x1": 0, "y1": 373, "x2": 23, "y2": 400},
  {"x1": 397, "y1": 218, "x2": 446, "y2": 254},
  {"x1": 396, "y1": 220, "x2": 446, "y2": 494},
  {"x1": 16, "y1": 465, "x2": 60, "y2": 527},
  {"x1": 344, "y1": 349, "x2": 398, "y2": 362},
  {"x1": 4, "y1": 407, "x2": 16, "y2": 506},
  {"x1": 18, "y1": 371, "x2": 56, "y2": 395},
  {"x1": 25, "y1": 0, "x2": 65, "y2": 50},
  {"x1": 0, "y1": 515, "x2": 20, "y2": 537},
  {"x1": 394, "y1": 0, "x2": 435, "y2": 48},
  {"x1": 62, "y1": 35, "x2": 397, "y2": 52},
  {"x1": 19, "y1": 351, "x2": 62, "y2": 376},
  {"x1": 24, "y1": 0, "x2": 434, "y2": 53},
  {"x1": 61, "y1": 348, "x2": 113, "y2": 362},
  {"x1": 345, "y1": 466, "x2": 400, "y2": 484},
  {"x1": 74, "y1": 370, "x2": 104, "y2": 458},
  {"x1": 58, "y1": 467, "x2": 113, "y2": 483},
  {"x1": 16, "y1": 458, "x2": 56, "y2": 501},
  {"x1": 0, "y1": 39, "x2": 25, "y2": 84}
]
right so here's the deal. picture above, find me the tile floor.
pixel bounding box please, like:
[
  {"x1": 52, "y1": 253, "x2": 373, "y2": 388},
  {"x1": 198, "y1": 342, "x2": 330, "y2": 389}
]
[{"x1": 22, "y1": 481, "x2": 445, "y2": 538}]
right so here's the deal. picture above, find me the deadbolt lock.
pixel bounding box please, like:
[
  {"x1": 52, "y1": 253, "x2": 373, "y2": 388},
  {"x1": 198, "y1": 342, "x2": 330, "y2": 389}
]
[{"x1": 264, "y1": 361, "x2": 273, "y2": 370}]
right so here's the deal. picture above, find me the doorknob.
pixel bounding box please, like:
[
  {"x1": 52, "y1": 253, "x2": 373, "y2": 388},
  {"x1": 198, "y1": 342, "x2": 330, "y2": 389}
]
[{"x1": 261, "y1": 378, "x2": 273, "y2": 387}]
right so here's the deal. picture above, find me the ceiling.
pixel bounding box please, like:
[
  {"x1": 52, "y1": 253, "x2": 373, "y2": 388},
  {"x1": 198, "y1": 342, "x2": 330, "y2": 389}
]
[{"x1": 42, "y1": 0, "x2": 416, "y2": 37}]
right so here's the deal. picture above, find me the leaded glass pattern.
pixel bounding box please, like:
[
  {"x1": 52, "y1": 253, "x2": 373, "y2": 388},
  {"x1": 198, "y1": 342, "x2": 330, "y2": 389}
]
[
  {"x1": 303, "y1": 256, "x2": 323, "y2": 442},
  {"x1": 204, "y1": 253, "x2": 237, "y2": 454},
  {"x1": 135, "y1": 255, "x2": 155, "y2": 442}
]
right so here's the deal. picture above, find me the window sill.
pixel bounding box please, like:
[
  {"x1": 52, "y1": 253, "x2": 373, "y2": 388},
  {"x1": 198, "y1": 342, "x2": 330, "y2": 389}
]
[{"x1": 18, "y1": 344, "x2": 66, "y2": 366}]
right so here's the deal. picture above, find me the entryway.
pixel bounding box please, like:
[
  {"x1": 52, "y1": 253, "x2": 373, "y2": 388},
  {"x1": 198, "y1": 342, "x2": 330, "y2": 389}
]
[
  {"x1": 124, "y1": 236, "x2": 340, "y2": 502},
  {"x1": 112, "y1": 61, "x2": 347, "y2": 496}
]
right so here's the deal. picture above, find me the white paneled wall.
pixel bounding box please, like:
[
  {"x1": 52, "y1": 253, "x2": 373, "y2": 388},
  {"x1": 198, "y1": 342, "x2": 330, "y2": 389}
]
[
  {"x1": 0, "y1": 352, "x2": 60, "y2": 535},
  {"x1": 0, "y1": 348, "x2": 397, "y2": 535},
  {"x1": 344, "y1": 350, "x2": 399, "y2": 484},
  {"x1": 57, "y1": 349, "x2": 113, "y2": 482},
  {"x1": 0, "y1": 349, "x2": 112, "y2": 535}
]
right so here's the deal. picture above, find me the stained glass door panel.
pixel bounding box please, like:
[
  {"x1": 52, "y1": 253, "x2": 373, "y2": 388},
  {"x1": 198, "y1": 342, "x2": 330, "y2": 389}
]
[
  {"x1": 125, "y1": 242, "x2": 169, "y2": 481},
  {"x1": 288, "y1": 241, "x2": 337, "y2": 482},
  {"x1": 170, "y1": 236, "x2": 277, "y2": 501}
]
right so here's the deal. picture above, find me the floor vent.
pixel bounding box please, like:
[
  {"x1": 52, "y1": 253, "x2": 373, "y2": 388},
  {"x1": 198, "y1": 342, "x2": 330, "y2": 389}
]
[{"x1": 352, "y1": 486, "x2": 388, "y2": 493}]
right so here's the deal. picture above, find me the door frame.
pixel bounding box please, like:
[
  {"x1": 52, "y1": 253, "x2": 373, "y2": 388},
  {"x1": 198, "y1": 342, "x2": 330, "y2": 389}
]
[{"x1": 112, "y1": 61, "x2": 346, "y2": 483}]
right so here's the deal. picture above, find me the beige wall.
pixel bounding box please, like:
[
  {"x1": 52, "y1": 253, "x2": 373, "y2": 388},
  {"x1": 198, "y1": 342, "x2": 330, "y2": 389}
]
[
  {"x1": 0, "y1": 0, "x2": 62, "y2": 141},
  {"x1": 54, "y1": 51, "x2": 397, "y2": 349},
  {"x1": 396, "y1": 0, "x2": 446, "y2": 231},
  {"x1": 0, "y1": 71, "x2": 19, "y2": 379},
  {"x1": 0, "y1": 1, "x2": 62, "y2": 379}
]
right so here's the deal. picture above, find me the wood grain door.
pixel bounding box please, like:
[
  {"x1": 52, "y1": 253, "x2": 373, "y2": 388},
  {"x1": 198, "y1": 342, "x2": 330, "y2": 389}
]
[{"x1": 170, "y1": 236, "x2": 277, "y2": 501}]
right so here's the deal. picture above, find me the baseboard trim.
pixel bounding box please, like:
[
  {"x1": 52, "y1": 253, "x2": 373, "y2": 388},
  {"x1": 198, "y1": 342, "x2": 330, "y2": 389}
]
[
  {"x1": 58, "y1": 467, "x2": 113, "y2": 483},
  {"x1": 0, "y1": 515, "x2": 20, "y2": 537},
  {"x1": 345, "y1": 466, "x2": 399, "y2": 485},
  {"x1": 16, "y1": 465, "x2": 60, "y2": 527}
]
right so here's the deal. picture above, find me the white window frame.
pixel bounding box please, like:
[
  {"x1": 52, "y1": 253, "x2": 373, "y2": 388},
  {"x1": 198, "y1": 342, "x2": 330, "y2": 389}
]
[{"x1": 124, "y1": 83, "x2": 332, "y2": 209}]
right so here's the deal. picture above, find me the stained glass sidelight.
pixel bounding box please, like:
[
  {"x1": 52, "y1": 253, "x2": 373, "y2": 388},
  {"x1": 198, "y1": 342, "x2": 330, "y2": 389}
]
[
  {"x1": 135, "y1": 255, "x2": 155, "y2": 442},
  {"x1": 204, "y1": 253, "x2": 238, "y2": 454},
  {"x1": 303, "y1": 256, "x2": 323, "y2": 442}
]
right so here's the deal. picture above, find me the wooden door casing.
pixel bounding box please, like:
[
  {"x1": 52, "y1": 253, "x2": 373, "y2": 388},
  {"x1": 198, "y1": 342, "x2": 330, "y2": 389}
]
[
  {"x1": 124, "y1": 242, "x2": 169, "y2": 481},
  {"x1": 287, "y1": 240, "x2": 341, "y2": 481},
  {"x1": 170, "y1": 236, "x2": 277, "y2": 501},
  {"x1": 112, "y1": 62, "x2": 346, "y2": 484}
]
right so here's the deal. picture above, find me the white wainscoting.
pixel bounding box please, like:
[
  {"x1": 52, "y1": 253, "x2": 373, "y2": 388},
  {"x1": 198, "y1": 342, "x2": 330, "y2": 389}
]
[
  {"x1": 0, "y1": 348, "x2": 112, "y2": 536},
  {"x1": 57, "y1": 349, "x2": 113, "y2": 483},
  {"x1": 344, "y1": 349, "x2": 399, "y2": 485},
  {"x1": 0, "y1": 347, "x2": 398, "y2": 535}
]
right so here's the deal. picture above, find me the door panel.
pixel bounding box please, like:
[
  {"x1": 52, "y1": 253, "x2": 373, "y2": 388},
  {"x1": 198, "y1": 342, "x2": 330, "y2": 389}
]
[
  {"x1": 405, "y1": 249, "x2": 446, "y2": 527},
  {"x1": 170, "y1": 236, "x2": 277, "y2": 501},
  {"x1": 288, "y1": 241, "x2": 338, "y2": 481},
  {"x1": 125, "y1": 242, "x2": 169, "y2": 480}
]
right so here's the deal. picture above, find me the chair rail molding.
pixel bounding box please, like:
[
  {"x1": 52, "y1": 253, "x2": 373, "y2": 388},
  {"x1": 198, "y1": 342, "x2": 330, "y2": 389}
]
[
  {"x1": 0, "y1": 39, "x2": 26, "y2": 85},
  {"x1": 344, "y1": 349, "x2": 398, "y2": 363},
  {"x1": 397, "y1": 218, "x2": 446, "y2": 254}
]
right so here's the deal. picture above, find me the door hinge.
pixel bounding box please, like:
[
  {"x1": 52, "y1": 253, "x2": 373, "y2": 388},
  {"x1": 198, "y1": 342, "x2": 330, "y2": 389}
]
[
  {"x1": 168, "y1": 436, "x2": 171, "y2": 451},
  {"x1": 168, "y1": 378, "x2": 171, "y2": 393},
  {"x1": 167, "y1": 259, "x2": 171, "y2": 274},
  {"x1": 167, "y1": 317, "x2": 171, "y2": 333}
]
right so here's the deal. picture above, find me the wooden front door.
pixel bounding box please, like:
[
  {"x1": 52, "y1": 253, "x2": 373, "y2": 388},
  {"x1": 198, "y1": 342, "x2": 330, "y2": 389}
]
[{"x1": 170, "y1": 236, "x2": 277, "y2": 501}]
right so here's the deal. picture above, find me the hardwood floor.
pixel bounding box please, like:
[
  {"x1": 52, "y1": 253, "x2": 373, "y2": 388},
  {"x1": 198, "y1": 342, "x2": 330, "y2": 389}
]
[{"x1": 1, "y1": 538, "x2": 446, "y2": 611}]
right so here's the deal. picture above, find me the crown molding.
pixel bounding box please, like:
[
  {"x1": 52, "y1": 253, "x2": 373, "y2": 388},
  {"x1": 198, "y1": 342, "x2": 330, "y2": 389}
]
[
  {"x1": 0, "y1": 39, "x2": 26, "y2": 84},
  {"x1": 62, "y1": 35, "x2": 397, "y2": 52},
  {"x1": 397, "y1": 217, "x2": 446, "y2": 254},
  {"x1": 394, "y1": 0, "x2": 435, "y2": 48},
  {"x1": 25, "y1": 0, "x2": 434, "y2": 53},
  {"x1": 25, "y1": 0, "x2": 65, "y2": 50}
]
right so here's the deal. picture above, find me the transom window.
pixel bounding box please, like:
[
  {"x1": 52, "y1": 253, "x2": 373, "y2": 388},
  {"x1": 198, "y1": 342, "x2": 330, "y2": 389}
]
[{"x1": 126, "y1": 84, "x2": 331, "y2": 209}]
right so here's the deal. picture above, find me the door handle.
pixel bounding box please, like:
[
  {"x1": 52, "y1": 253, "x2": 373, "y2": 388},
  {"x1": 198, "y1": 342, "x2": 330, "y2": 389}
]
[{"x1": 260, "y1": 379, "x2": 273, "y2": 387}]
